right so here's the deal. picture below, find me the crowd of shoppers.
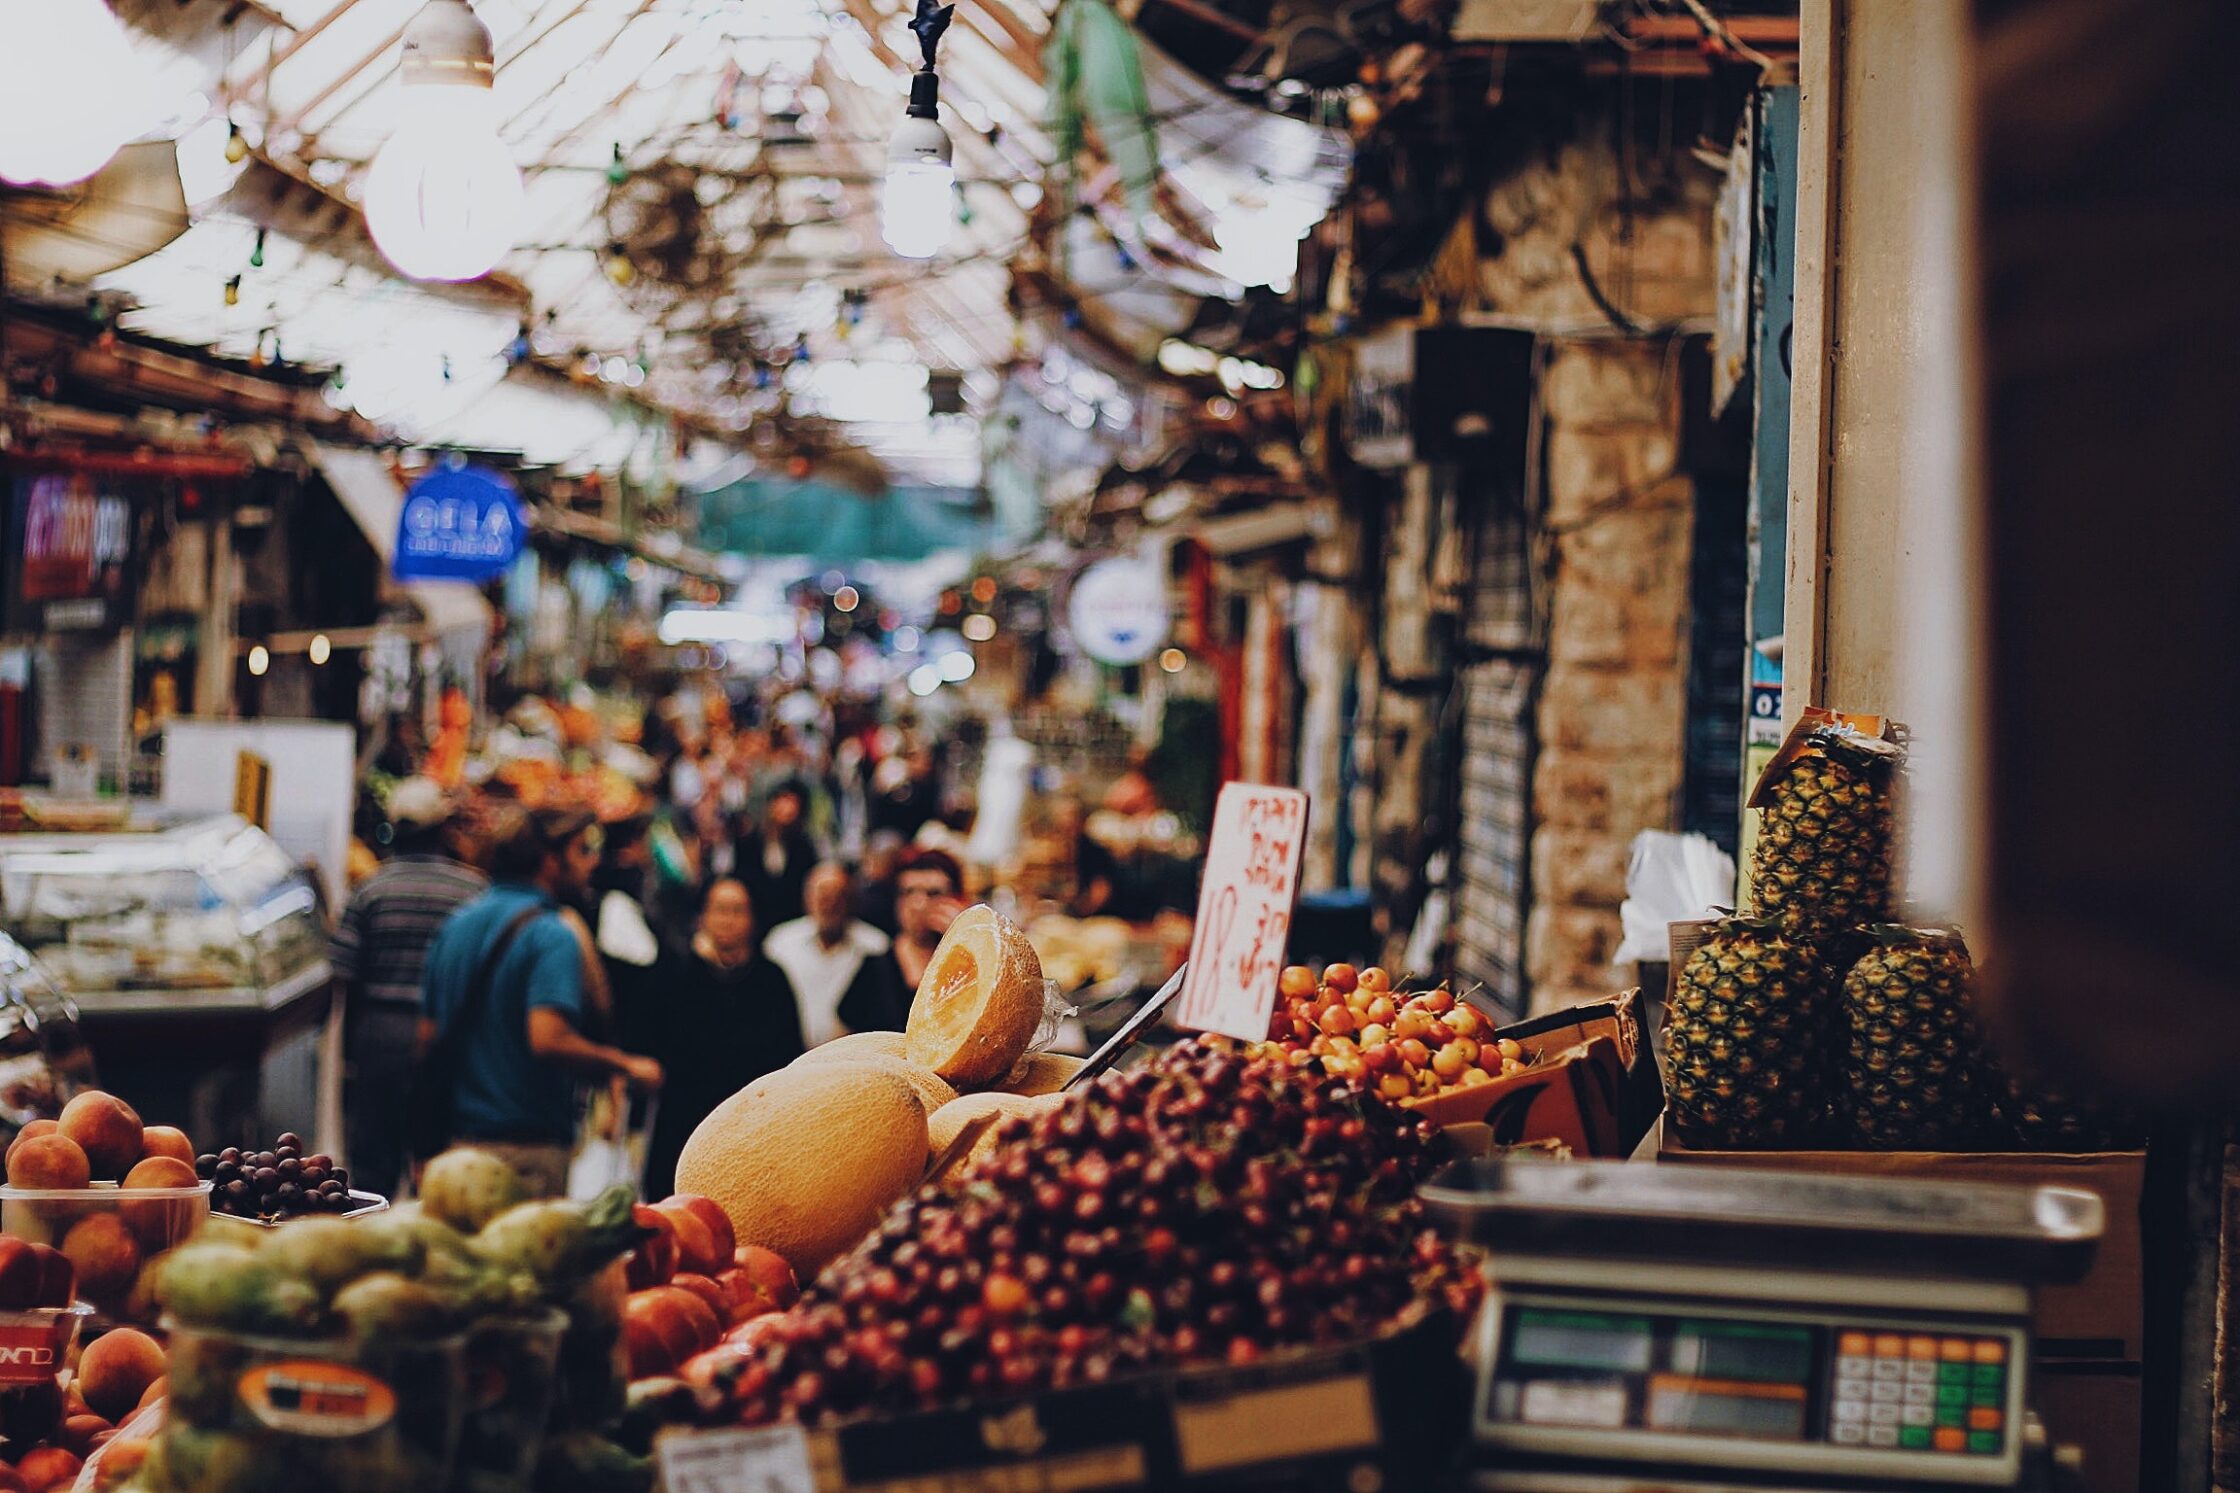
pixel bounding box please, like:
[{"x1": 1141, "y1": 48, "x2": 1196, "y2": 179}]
[{"x1": 329, "y1": 683, "x2": 965, "y2": 1201}]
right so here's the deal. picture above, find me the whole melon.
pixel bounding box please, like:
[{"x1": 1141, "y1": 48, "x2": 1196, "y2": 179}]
[
  {"x1": 675, "y1": 1065, "x2": 928, "y2": 1279},
  {"x1": 1000, "y1": 1052, "x2": 1086, "y2": 1097},
  {"x1": 905, "y1": 906, "x2": 1046, "y2": 1087},
  {"x1": 802, "y1": 1055, "x2": 957, "y2": 1117},
  {"x1": 795, "y1": 1032, "x2": 910, "y2": 1066},
  {"x1": 927, "y1": 1092, "x2": 1064, "y2": 1168}
]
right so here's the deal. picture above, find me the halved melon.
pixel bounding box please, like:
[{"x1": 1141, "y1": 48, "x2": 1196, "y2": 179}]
[
  {"x1": 904, "y1": 905, "x2": 1045, "y2": 1087},
  {"x1": 1000, "y1": 1051, "x2": 1086, "y2": 1097},
  {"x1": 927, "y1": 1092, "x2": 1063, "y2": 1169}
]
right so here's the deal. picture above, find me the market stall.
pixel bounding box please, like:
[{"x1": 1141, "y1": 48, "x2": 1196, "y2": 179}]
[{"x1": 0, "y1": 814, "x2": 332, "y2": 1154}]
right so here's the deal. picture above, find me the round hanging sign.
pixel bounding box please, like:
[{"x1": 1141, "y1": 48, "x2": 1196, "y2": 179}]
[{"x1": 1067, "y1": 557, "x2": 1169, "y2": 666}]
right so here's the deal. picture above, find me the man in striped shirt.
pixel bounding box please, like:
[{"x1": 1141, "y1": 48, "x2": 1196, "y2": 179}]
[{"x1": 330, "y1": 777, "x2": 486, "y2": 1198}]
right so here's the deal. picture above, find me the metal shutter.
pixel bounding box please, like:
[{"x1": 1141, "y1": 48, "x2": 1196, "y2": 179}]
[{"x1": 1451, "y1": 498, "x2": 1538, "y2": 1014}]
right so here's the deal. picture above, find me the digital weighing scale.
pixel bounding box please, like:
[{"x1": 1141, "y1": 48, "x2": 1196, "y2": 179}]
[{"x1": 1420, "y1": 1160, "x2": 2103, "y2": 1493}]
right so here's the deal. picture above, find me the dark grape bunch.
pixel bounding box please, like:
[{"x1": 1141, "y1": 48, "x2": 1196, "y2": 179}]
[
  {"x1": 714, "y1": 1039, "x2": 1480, "y2": 1429},
  {"x1": 195, "y1": 1132, "x2": 357, "y2": 1220}
]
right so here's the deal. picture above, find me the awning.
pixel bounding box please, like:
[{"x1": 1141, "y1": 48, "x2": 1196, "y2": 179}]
[{"x1": 308, "y1": 442, "x2": 497, "y2": 641}]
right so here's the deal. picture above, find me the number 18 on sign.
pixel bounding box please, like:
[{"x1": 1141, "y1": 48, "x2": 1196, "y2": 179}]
[{"x1": 1175, "y1": 783, "x2": 1310, "y2": 1041}]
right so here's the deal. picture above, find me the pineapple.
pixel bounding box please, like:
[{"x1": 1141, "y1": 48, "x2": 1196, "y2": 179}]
[
  {"x1": 1839, "y1": 928, "x2": 1989, "y2": 1149},
  {"x1": 1748, "y1": 725, "x2": 1903, "y2": 951},
  {"x1": 1982, "y1": 1059, "x2": 2143, "y2": 1152},
  {"x1": 1663, "y1": 916, "x2": 1829, "y2": 1148}
]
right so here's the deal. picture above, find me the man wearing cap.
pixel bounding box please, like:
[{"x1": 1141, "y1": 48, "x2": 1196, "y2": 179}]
[
  {"x1": 420, "y1": 805, "x2": 664, "y2": 1197},
  {"x1": 330, "y1": 777, "x2": 486, "y2": 1200}
]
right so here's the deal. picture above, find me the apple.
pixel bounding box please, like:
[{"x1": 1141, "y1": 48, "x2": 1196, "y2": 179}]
[
  {"x1": 669, "y1": 1272, "x2": 729, "y2": 1324},
  {"x1": 730, "y1": 1244, "x2": 799, "y2": 1312},
  {"x1": 656, "y1": 1195, "x2": 736, "y2": 1276}
]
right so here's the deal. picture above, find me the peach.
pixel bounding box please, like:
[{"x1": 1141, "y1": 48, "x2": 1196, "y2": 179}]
[
  {"x1": 120, "y1": 1157, "x2": 196, "y2": 1191},
  {"x1": 7, "y1": 1134, "x2": 90, "y2": 1191},
  {"x1": 77, "y1": 1327, "x2": 166, "y2": 1420},
  {"x1": 658, "y1": 1195, "x2": 736, "y2": 1270},
  {"x1": 0, "y1": 1236, "x2": 43, "y2": 1310},
  {"x1": 5, "y1": 1118, "x2": 58, "y2": 1160},
  {"x1": 30, "y1": 1242, "x2": 74, "y2": 1307},
  {"x1": 137, "y1": 1374, "x2": 168, "y2": 1411},
  {"x1": 679, "y1": 1343, "x2": 752, "y2": 1391},
  {"x1": 621, "y1": 1292, "x2": 686, "y2": 1379},
  {"x1": 0, "y1": 1467, "x2": 22, "y2": 1493},
  {"x1": 731, "y1": 1244, "x2": 799, "y2": 1310},
  {"x1": 624, "y1": 1204, "x2": 678, "y2": 1291},
  {"x1": 136, "y1": 1127, "x2": 195, "y2": 1167},
  {"x1": 60, "y1": 1213, "x2": 140, "y2": 1302},
  {"x1": 14, "y1": 1447, "x2": 81, "y2": 1492},
  {"x1": 58, "y1": 1094, "x2": 142, "y2": 1182},
  {"x1": 60, "y1": 1413, "x2": 112, "y2": 1455}
]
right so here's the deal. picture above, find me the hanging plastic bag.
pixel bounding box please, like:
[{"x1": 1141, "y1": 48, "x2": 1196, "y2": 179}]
[{"x1": 1614, "y1": 831, "x2": 1736, "y2": 965}]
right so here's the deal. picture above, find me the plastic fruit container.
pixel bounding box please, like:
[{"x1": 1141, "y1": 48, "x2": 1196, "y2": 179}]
[
  {"x1": 455, "y1": 1306, "x2": 567, "y2": 1490},
  {"x1": 0, "y1": 1304, "x2": 94, "y2": 1453},
  {"x1": 0, "y1": 1181, "x2": 211, "y2": 1322},
  {"x1": 203, "y1": 1190, "x2": 390, "y2": 1235},
  {"x1": 554, "y1": 1258, "x2": 630, "y2": 1431},
  {"x1": 159, "y1": 1317, "x2": 467, "y2": 1493}
]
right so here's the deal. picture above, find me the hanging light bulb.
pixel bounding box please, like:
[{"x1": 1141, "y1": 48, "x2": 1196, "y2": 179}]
[
  {"x1": 363, "y1": 0, "x2": 522, "y2": 282},
  {"x1": 0, "y1": 0, "x2": 148, "y2": 187},
  {"x1": 882, "y1": 76, "x2": 954, "y2": 260}
]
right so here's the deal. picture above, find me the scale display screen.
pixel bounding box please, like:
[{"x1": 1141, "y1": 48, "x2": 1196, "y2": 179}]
[{"x1": 1485, "y1": 1304, "x2": 2018, "y2": 1464}]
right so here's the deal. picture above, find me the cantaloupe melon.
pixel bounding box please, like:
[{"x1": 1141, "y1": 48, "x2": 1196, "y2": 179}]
[
  {"x1": 926, "y1": 1092, "x2": 1063, "y2": 1168},
  {"x1": 796, "y1": 1031, "x2": 910, "y2": 1067},
  {"x1": 905, "y1": 906, "x2": 1045, "y2": 1087},
  {"x1": 674, "y1": 1064, "x2": 928, "y2": 1279},
  {"x1": 999, "y1": 1052, "x2": 1085, "y2": 1097},
  {"x1": 796, "y1": 1054, "x2": 957, "y2": 1117}
]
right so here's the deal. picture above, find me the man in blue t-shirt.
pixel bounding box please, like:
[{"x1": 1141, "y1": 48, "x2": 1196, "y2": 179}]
[{"x1": 420, "y1": 805, "x2": 663, "y2": 1196}]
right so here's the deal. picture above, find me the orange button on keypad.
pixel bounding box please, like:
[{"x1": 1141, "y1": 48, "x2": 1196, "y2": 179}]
[
  {"x1": 1876, "y1": 1335, "x2": 1907, "y2": 1358},
  {"x1": 1935, "y1": 1427, "x2": 1967, "y2": 1452},
  {"x1": 1940, "y1": 1339, "x2": 1973, "y2": 1362},
  {"x1": 1840, "y1": 1333, "x2": 1872, "y2": 1357},
  {"x1": 1907, "y1": 1336, "x2": 1939, "y2": 1360},
  {"x1": 1973, "y1": 1339, "x2": 2007, "y2": 1364},
  {"x1": 1970, "y1": 1408, "x2": 2003, "y2": 1432}
]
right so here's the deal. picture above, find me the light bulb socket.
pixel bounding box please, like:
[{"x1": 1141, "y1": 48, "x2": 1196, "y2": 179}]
[
  {"x1": 906, "y1": 70, "x2": 941, "y2": 120},
  {"x1": 888, "y1": 111, "x2": 954, "y2": 168},
  {"x1": 399, "y1": 0, "x2": 497, "y2": 90}
]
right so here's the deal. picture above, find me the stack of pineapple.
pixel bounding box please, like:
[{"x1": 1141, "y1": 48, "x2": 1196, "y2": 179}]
[{"x1": 1663, "y1": 720, "x2": 2136, "y2": 1152}]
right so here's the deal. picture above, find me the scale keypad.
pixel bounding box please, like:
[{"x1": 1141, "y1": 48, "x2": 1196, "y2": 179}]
[{"x1": 1829, "y1": 1333, "x2": 2006, "y2": 1454}]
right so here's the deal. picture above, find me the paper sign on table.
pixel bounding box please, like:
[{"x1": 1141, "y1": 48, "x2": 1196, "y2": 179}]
[
  {"x1": 1174, "y1": 783, "x2": 1310, "y2": 1041},
  {"x1": 658, "y1": 1425, "x2": 816, "y2": 1493}
]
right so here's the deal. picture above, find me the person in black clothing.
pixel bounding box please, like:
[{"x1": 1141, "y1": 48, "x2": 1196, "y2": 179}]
[
  {"x1": 638, "y1": 877, "x2": 805, "y2": 1198},
  {"x1": 855, "y1": 831, "x2": 904, "y2": 937},
  {"x1": 838, "y1": 846, "x2": 964, "y2": 1034},
  {"x1": 739, "y1": 782, "x2": 817, "y2": 930},
  {"x1": 868, "y1": 744, "x2": 941, "y2": 842}
]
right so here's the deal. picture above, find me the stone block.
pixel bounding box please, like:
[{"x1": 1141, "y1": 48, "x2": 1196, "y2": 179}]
[
  {"x1": 1556, "y1": 492, "x2": 1693, "y2": 595},
  {"x1": 1523, "y1": 903, "x2": 1622, "y2": 991},
  {"x1": 1546, "y1": 425, "x2": 1680, "y2": 528},
  {"x1": 1537, "y1": 666, "x2": 1686, "y2": 756},
  {"x1": 1542, "y1": 343, "x2": 1672, "y2": 428},
  {"x1": 1533, "y1": 747, "x2": 1612, "y2": 830},
  {"x1": 1546, "y1": 582, "x2": 1629, "y2": 667},
  {"x1": 1532, "y1": 827, "x2": 1630, "y2": 909}
]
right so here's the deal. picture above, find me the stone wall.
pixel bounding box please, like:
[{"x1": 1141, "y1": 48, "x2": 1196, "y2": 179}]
[{"x1": 1468, "y1": 112, "x2": 1719, "y2": 1011}]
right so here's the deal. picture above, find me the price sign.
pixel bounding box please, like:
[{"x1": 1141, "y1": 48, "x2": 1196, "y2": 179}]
[
  {"x1": 1174, "y1": 783, "x2": 1310, "y2": 1041},
  {"x1": 658, "y1": 1426, "x2": 816, "y2": 1493}
]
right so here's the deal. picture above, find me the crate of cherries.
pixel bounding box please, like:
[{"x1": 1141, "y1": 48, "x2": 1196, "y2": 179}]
[{"x1": 196, "y1": 1133, "x2": 379, "y2": 1224}]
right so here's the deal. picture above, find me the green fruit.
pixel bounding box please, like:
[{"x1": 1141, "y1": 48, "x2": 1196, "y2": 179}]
[
  {"x1": 159, "y1": 1242, "x2": 324, "y2": 1335},
  {"x1": 330, "y1": 1271, "x2": 465, "y2": 1342},
  {"x1": 419, "y1": 1149, "x2": 529, "y2": 1234},
  {"x1": 470, "y1": 1186, "x2": 637, "y2": 1292},
  {"x1": 257, "y1": 1217, "x2": 421, "y2": 1298}
]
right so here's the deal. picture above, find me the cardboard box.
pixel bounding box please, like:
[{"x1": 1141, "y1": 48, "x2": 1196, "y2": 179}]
[
  {"x1": 1656, "y1": 1131, "x2": 2148, "y2": 1361},
  {"x1": 1402, "y1": 991, "x2": 1662, "y2": 1158},
  {"x1": 2033, "y1": 1363, "x2": 2142, "y2": 1493},
  {"x1": 657, "y1": 1310, "x2": 1470, "y2": 1491}
]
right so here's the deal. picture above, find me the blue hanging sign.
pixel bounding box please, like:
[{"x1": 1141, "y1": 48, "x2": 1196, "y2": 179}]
[{"x1": 393, "y1": 463, "x2": 525, "y2": 582}]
